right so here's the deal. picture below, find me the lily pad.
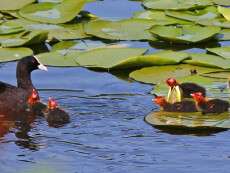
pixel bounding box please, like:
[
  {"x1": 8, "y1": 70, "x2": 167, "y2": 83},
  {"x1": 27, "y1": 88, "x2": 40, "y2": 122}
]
[
  {"x1": 37, "y1": 51, "x2": 80, "y2": 67},
  {"x1": 129, "y1": 64, "x2": 222, "y2": 85},
  {"x1": 0, "y1": 0, "x2": 35, "y2": 10},
  {"x1": 19, "y1": 0, "x2": 85, "y2": 24},
  {"x1": 212, "y1": 0, "x2": 230, "y2": 6},
  {"x1": 207, "y1": 46, "x2": 230, "y2": 59},
  {"x1": 133, "y1": 10, "x2": 191, "y2": 25},
  {"x1": 217, "y1": 29, "x2": 230, "y2": 40},
  {"x1": 0, "y1": 31, "x2": 48, "y2": 47},
  {"x1": 145, "y1": 111, "x2": 230, "y2": 129},
  {"x1": 84, "y1": 19, "x2": 157, "y2": 41},
  {"x1": 143, "y1": 0, "x2": 213, "y2": 10},
  {"x1": 0, "y1": 21, "x2": 25, "y2": 35},
  {"x1": 165, "y1": 6, "x2": 219, "y2": 22},
  {"x1": 74, "y1": 47, "x2": 147, "y2": 69},
  {"x1": 218, "y1": 6, "x2": 230, "y2": 21},
  {"x1": 198, "y1": 18, "x2": 230, "y2": 28},
  {"x1": 0, "y1": 47, "x2": 33, "y2": 62},
  {"x1": 184, "y1": 53, "x2": 230, "y2": 69},
  {"x1": 150, "y1": 25, "x2": 220, "y2": 43},
  {"x1": 201, "y1": 71, "x2": 230, "y2": 79}
]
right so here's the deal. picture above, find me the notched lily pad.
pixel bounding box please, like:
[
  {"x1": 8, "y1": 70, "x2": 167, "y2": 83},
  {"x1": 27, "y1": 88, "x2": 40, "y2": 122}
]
[
  {"x1": 145, "y1": 111, "x2": 230, "y2": 129},
  {"x1": 19, "y1": 0, "x2": 86, "y2": 24},
  {"x1": 84, "y1": 19, "x2": 157, "y2": 41},
  {"x1": 207, "y1": 46, "x2": 230, "y2": 59},
  {"x1": 150, "y1": 25, "x2": 220, "y2": 43},
  {"x1": 218, "y1": 6, "x2": 230, "y2": 21}
]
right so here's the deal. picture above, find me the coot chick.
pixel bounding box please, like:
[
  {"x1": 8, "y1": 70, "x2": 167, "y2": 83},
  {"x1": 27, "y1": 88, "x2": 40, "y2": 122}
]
[
  {"x1": 191, "y1": 92, "x2": 229, "y2": 114},
  {"x1": 153, "y1": 95, "x2": 197, "y2": 112},
  {"x1": 43, "y1": 97, "x2": 70, "y2": 126},
  {"x1": 166, "y1": 78, "x2": 206, "y2": 103},
  {"x1": 0, "y1": 56, "x2": 47, "y2": 116}
]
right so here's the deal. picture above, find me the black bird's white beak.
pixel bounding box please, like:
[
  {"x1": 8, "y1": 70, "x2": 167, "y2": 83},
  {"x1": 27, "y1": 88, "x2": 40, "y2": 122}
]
[{"x1": 38, "y1": 64, "x2": 48, "y2": 71}]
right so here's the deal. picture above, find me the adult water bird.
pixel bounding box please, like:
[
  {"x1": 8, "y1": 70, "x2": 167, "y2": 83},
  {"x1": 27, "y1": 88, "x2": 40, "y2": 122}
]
[{"x1": 0, "y1": 55, "x2": 47, "y2": 116}]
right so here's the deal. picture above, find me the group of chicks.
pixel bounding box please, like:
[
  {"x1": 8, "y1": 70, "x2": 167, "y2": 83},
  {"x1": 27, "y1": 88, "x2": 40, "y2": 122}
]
[{"x1": 153, "y1": 78, "x2": 230, "y2": 114}]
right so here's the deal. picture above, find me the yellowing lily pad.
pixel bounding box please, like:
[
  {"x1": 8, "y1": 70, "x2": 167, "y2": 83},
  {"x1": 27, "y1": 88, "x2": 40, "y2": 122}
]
[
  {"x1": 143, "y1": 0, "x2": 213, "y2": 10},
  {"x1": 145, "y1": 111, "x2": 230, "y2": 129},
  {"x1": 218, "y1": 6, "x2": 230, "y2": 21},
  {"x1": 84, "y1": 19, "x2": 157, "y2": 41},
  {"x1": 19, "y1": 0, "x2": 85, "y2": 24},
  {"x1": 207, "y1": 46, "x2": 230, "y2": 59},
  {"x1": 184, "y1": 53, "x2": 230, "y2": 69},
  {"x1": 0, "y1": 0, "x2": 35, "y2": 10},
  {"x1": 0, "y1": 47, "x2": 33, "y2": 62},
  {"x1": 150, "y1": 25, "x2": 220, "y2": 43}
]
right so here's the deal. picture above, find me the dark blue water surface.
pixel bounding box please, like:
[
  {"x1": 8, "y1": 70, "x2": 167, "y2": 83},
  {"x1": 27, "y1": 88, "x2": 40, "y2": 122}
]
[{"x1": 1, "y1": 0, "x2": 230, "y2": 173}]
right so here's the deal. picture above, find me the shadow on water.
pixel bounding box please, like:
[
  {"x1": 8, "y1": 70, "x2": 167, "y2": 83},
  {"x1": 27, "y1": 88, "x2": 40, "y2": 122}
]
[{"x1": 153, "y1": 125, "x2": 227, "y2": 136}]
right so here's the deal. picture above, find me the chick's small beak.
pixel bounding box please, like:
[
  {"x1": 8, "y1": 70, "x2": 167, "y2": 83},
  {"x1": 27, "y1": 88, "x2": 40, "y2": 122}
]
[{"x1": 38, "y1": 64, "x2": 48, "y2": 71}]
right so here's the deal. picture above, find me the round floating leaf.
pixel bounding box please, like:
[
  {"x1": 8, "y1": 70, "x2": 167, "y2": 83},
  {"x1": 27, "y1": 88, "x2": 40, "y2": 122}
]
[
  {"x1": 217, "y1": 29, "x2": 230, "y2": 40},
  {"x1": 212, "y1": 0, "x2": 230, "y2": 6},
  {"x1": 143, "y1": 0, "x2": 213, "y2": 10},
  {"x1": 129, "y1": 64, "x2": 221, "y2": 85},
  {"x1": 145, "y1": 111, "x2": 230, "y2": 129},
  {"x1": 150, "y1": 25, "x2": 221, "y2": 43},
  {"x1": 74, "y1": 47, "x2": 147, "y2": 69},
  {"x1": 201, "y1": 71, "x2": 230, "y2": 79},
  {"x1": 218, "y1": 6, "x2": 230, "y2": 21},
  {"x1": 198, "y1": 18, "x2": 230, "y2": 28},
  {"x1": 19, "y1": 0, "x2": 85, "y2": 24},
  {"x1": 84, "y1": 19, "x2": 157, "y2": 41},
  {"x1": 37, "y1": 51, "x2": 80, "y2": 67},
  {"x1": 0, "y1": 21, "x2": 25, "y2": 35},
  {"x1": 165, "y1": 6, "x2": 219, "y2": 22},
  {"x1": 0, "y1": 0, "x2": 35, "y2": 10},
  {"x1": 0, "y1": 31, "x2": 48, "y2": 47},
  {"x1": 207, "y1": 46, "x2": 230, "y2": 59},
  {"x1": 0, "y1": 47, "x2": 33, "y2": 62},
  {"x1": 184, "y1": 53, "x2": 230, "y2": 69},
  {"x1": 52, "y1": 41, "x2": 78, "y2": 51},
  {"x1": 133, "y1": 10, "x2": 191, "y2": 25}
]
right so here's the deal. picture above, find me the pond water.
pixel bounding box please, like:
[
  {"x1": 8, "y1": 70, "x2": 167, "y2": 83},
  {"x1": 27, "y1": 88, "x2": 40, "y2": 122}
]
[{"x1": 1, "y1": 0, "x2": 230, "y2": 173}]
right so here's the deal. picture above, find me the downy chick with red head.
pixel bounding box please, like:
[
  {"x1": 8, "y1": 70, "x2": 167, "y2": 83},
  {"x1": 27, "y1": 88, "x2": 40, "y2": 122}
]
[
  {"x1": 191, "y1": 92, "x2": 229, "y2": 114},
  {"x1": 153, "y1": 94, "x2": 197, "y2": 112}
]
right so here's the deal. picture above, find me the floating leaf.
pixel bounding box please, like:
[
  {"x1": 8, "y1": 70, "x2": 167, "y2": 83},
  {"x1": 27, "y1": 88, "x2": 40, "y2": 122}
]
[
  {"x1": 0, "y1": 21, "x2": 25, "y2": 35},
  {"x1": 145, "y1": 111, "x2": 230, "y2": 129},
  {"x1": 150, "y1": 25, "x2": 220, "y2": 43},
  {"x1": 217, "y1": 29, "x2": 230, "y2": 40},
  {"x1": 133, "y1": 10, "x2": 190, "y2": 25},
  {"x1": 198, "y1": 18, "x2": 230, "y2": 28},
  {"x1": 201, "y1": 71, "x2": 230, "y2": 79},
  {"x1": 0, "y1": 31, "x2": 48, "y2": 47},
  {"x1": 143, "y1": 0, "x2": 213, "y2": 10},
  {"x1": 212, "y1": 0, "x2": 230, "y2": 6},
  {"x1": 84, "y1": 19, "x2": 157, "y2": 41},
  {"x1": 129, "y1": 64, "x2": 221, "y2": 85},
  {"x1": 52, "y1": 41, "x2": 78, "y2": 51},
  {"x1": 37, "y1": 51, "x2": 80, "y2": 66},
  {"x1": 218, "y1": 6, "x2": 230, "y2": 21},
  {"x1": 74, "y1": 47, "x2": 147, "y2": 69},
  {"x1": 184, "y1": 53, "x2": 230, "y2": 69},
  {"x1": 0, "y1": 47, "x2": 33, "y2": 62},
  {"x1": 207, "y1": 46, "x2": 230, "y2": 59},
  {"x1": 0, "y1": 0, "x2": 35, "y2": 10},
  {"x1": 19, "y1": 0, "x2": 85, "y2": 24},
  {"x1": 165, "y1": 6, "x2": 219, "y2": 22}
]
